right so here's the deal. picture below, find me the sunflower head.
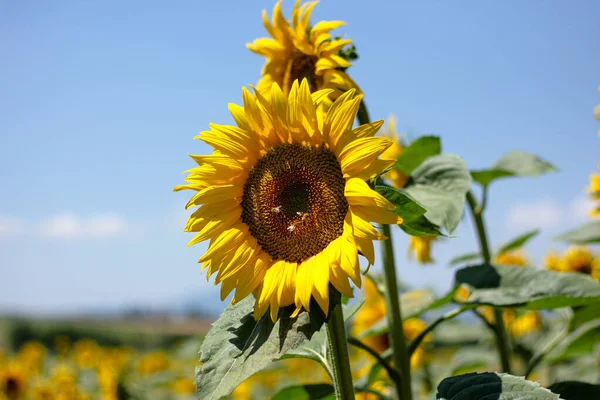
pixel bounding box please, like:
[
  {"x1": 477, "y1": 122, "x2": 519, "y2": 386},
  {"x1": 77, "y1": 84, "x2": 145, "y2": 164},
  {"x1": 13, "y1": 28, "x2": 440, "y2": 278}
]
[
  {"x1": 588, "y1": 172, "x2": 600, "y2": 218},
  {"x1": 559, "y1": 246, "x2": 594, "y2": 274},
  {"x1": 509, "y1": 311, "x2": 542, "y2": 337},
  {"x1": 494, "y1": 250, "x2": 529, "y2": 267},
  {"x1": 0, "y1": 361, "x2": 28, "y2": 399},
  {"x1": 408, "y1": 235, "x2": 435, "y2": 264},
  {"x1": 177, "y1": 79, "x2": 400, "y2": 322},
  {"x1": 247, "y1": 0, "x2": 359, "y2": 102},
  {"x1": 543, "y1": 251, "x2": 561, "y2": 271}
]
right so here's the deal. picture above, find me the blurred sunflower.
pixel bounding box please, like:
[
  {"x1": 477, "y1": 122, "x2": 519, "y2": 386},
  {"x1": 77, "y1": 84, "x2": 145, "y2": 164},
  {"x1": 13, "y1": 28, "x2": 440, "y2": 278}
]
[
  {"x1": 509, "y1": 311, "x2": 542, "y2": 337},
  {"x1": 543, "y1": 251, "x2": 561, "y2": 271},
  {"x1": 379, "y1": 117, "x2": 408, "y2": 188},
  {"x1": 558, "y1": 246, "x2": 593, "y2": 274},
  {"x1": 172, "y1": 377, "x2": 196, "y2": 394},
  {"x1": 592, "y1": 259, "x2": 600, "y2": 282},
  {"x1": 247, "y1": 0, "x2": 359, "y2": 103},
  {"x1": 0, "y1": 361, "x2": 28, "y2": 399},
  {"x1": 18, "y1": 341, "x2": 46, "y2": 372},
  {"x1": 352, "y1": 279, "x2": 429, "y2": 369},
  {"x1": 137, "y1": 351, "x2": 170, "y2": 375},
  {"x1": 587, "y1": 172, "x2": 600, "y2": 218},
  {"x1": 408, "y1": 235, "x2": 435, "y2": 264},
  {"x1": 176, "y1": 80, "x2": 400, "y2": 321},
  {"x1": 494, "y1": 250, "x2": 529, "y2": 266}
]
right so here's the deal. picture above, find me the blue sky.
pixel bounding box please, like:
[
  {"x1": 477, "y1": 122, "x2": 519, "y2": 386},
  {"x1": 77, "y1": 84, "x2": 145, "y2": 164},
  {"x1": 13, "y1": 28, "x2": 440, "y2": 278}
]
[{"x1": 1, "y1": 0, "x2": 599, "y2": 316}]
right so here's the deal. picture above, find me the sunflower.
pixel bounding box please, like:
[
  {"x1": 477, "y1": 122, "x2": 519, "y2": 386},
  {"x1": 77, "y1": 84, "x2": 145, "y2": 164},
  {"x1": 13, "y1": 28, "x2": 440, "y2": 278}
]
[
  {"x1": 408, "y1": 235, "x2": 435, "y2": 264},
  {"x1": 379, "y1": 116, "x2": 408, "y2": 189},
  {"x1": 247, "y1": 0, "x2": 359, "y2": 102},
  {"x1": 0, "y1": 361, "x2": 28, "y2": 399},
  {"x1": 543, "y1": 251, "x2": 560, "y2": 271},
  {"x1": 509, "y1": 311, "x2": 542, "y2": 337},
  {"x1": 494, "y1": 250, "x2": 530, "y2": 266},
  {"x1": 588, "y1": 172, "x2": 600, "y2": 218},
  {"x1": 176, "y1": 79, "x2": 400, "y2": 321},
  {"x1": 558, "y1": 246, "x2": 594, "y2": 274}
]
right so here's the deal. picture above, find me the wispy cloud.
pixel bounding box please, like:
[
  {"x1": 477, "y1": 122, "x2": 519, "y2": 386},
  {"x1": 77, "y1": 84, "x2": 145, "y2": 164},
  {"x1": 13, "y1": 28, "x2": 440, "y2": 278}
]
[
  {"x1": 505, "y1": 198, "x2": 562, "y2": 231},
  {"x1": 0, "y1": 215, "x2": 25, "y2": 237},
  {"x1": 39, "y1": 213, "x2": 127, "y2": 238}
]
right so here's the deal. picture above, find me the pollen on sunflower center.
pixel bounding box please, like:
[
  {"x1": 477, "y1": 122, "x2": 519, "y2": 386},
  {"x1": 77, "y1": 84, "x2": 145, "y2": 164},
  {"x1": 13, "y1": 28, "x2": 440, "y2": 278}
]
[{"x1": 241, "y1": 143, "x2": 348, "y2": 263}]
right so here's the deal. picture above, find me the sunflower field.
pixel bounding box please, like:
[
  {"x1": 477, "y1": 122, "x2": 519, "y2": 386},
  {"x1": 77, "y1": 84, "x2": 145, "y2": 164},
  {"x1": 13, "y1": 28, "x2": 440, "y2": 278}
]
[{"x1": 3, "y1": 0, "x2": 600, "y2": 399}]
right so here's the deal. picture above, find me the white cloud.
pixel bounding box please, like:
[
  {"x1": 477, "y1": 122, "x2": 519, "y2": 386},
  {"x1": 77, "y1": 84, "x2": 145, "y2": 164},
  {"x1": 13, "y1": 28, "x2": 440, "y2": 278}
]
[
  {"x1": 0, "y1": 215, "x2": 25, "y2": 237},
  {"x1": 568, "y1": 195, "x2": 594, "y2": 222},
  {"x1": 39, "y1": 213, "x2": 127, "y2": 238},
  {"x1": 505, "y1": 198, "x2": 561, "y2": 231}
]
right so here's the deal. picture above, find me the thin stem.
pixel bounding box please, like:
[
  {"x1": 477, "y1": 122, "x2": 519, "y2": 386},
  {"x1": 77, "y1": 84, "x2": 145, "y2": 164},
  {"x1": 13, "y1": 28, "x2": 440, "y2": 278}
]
[
  {"x1": 381, "y1": 224, "x2": 412, "y2": 400},
  {"x1": 525, "y1": 327, "x2": 568, "y2": 378},
  {"x1": 465, "y1": 190, "x2": 513, "y2": 374},
  {"x1": 326, "y1": 289, "x2": 355, "y2": 400},
  {"x1": 348, "y1": 337, "x2": 402, "y2": 385},
  {"x1": 408, "y1": 307, "x2": 467, "y2": 356}
]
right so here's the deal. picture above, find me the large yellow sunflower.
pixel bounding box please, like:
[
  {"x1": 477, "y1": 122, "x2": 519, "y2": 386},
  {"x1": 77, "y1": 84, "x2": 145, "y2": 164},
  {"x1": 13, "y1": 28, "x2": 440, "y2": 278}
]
[
  {"x1": 176, "y1": 79, "x2": 400, "y2": 322},
  {"x1": 247, "y1": 0, "x2": 359, "y2": 101}
]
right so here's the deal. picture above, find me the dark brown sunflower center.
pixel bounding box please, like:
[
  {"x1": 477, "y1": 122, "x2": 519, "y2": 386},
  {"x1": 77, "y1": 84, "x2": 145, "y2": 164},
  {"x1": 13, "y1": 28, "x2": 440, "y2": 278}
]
[
  {"x1": 285, "y1": 54, "x2": 322, "y2": 93},
  {"x1": 241, "y1": 143, "x2": 348, "y2": 263}
]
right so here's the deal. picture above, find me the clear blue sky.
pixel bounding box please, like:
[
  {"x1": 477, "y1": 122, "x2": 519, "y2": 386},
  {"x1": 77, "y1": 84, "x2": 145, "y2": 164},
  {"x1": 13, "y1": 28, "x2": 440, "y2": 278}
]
[{"x1": 1, "y1": 0, "x2": 599, "y2": 316}]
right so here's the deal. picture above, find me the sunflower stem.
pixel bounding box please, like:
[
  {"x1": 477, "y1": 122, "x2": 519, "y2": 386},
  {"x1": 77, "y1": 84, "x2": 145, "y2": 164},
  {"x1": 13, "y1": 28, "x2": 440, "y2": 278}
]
[
  {"x1": 380, "y1": 224, "x2": 413, "y2": 400},
  {"x1": 466, "y1": 190, "x2": 513, "y2": 374},
  {"x1": 326, "y1": 289, "x2": 355, "y2": 400}
]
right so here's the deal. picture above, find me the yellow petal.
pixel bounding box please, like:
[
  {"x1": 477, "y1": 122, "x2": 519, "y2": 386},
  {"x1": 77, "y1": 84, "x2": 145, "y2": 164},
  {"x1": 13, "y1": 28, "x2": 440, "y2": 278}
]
[
  {"x1": 344, "y1": 178, "x2": 395, "y2": 209},
  {"x1": 351, "y1": 204, "x2": 402, "y2": 225},
  {"x1": 185, "y1": 184, "x2": 243, "y2": 209},
  {"x1": 339, "y1": 136, "x2": 393, "y2": 177}
]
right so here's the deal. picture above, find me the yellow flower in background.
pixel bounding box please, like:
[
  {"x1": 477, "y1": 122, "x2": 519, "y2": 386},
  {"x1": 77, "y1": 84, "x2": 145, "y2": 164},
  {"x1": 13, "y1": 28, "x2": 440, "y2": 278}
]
[
  {"x1": 380, "y1": 117, "x2": 408, "y2": 189},
  {"x1": 51, "y1": 364, "x2": 77, "y2": 392},
  {"x1": 172, "y1": 377, "x2": 196, "y2": 394},
  {"x1": 137, "y1": 351, "x2": 170, "y2": 375},
  {"x1": 29, "y1": 380, "x2": 57, "y2": 400},
  {"x1": 18, "y1": 341, "x2": 46, "y2": 372},
  {"x1": 494, "y1": 250, "x2": 529, "y2": 266},
  {"x1": 176, "y1": 80, "x2": 400, "y2": 322},
  {"x1": 543, "y1": 251, "x2": 561, "y2": 271},
  {"x1": 587, "y1": 172, "x2": 600, "y2": 218},
  {"x1": 73, "y1": 339, "x2": 100, "y2": 369},
  {"x1": 509, "y1": 311, "x2": 542, "y2": 337},
  {"x1": 0, "y1": 360, "x2": 28, "y2": 399},
  {"x1": 231, "y1": 379, "x2": 253, "y2": 400},
  {"x1": 352, "y1": 279, "x2": 388, "y2": 353},
  {"x1": 559, "y1": 246, "x2": 593, "y2": 274},
  {"x1": 352, "y1": 279, "x2": 429, "y2": 369},
  {"x1": 408, "y1": 235, "x2": 435, "y2": 264},
  {"x1": 247, "y1": 0, "x2": 359, "y2": 102},
  {"x1": 592, "y1": 259, "x2": 600, "y2": 282}
]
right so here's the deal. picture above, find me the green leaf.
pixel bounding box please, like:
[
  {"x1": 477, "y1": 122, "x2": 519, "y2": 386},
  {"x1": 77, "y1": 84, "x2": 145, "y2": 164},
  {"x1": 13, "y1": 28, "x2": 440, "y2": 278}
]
[
  {"x1": 547, "y1": 381, "x2": 600, "y2": 400},
  {"x1": 555, "y1": 221, "x2": 600, "y2": 244},
  {"x1": 375, "y1": 185, "x2": 442, "y2": 237},
  {"x1": 549, "y1": 319, "x2": 600, "y2": 362},
  {"x1": 455, "y1": 264, "x2": 600, "y2": 309},
  {"x1": 195, "y1": 297, "x2": 325, "y2": 400},
  {"x1": 403, "y1": 154, "x2": 472, "y2": 234},
  {"x1": 495, "y1": 229, "x2": 540, "y2": 255},
  {"x1": 394, "y1": 135, "x2": 441, "y2": 175},
  {"x1": 437, "y1": 372, "x2": 561, "y2": 399},
  {"x1": 471, "y1": 150, "x2": 557, "y2": 187},
  {"x1": 279, "y1": 299, "x2": 364, "y2": 369},
  {"x1": 449, "y1": 252, "x2": 481, "y2": 266},
  {"x1": 271, "y1": 384, "x2": 335, "y2": 400}
]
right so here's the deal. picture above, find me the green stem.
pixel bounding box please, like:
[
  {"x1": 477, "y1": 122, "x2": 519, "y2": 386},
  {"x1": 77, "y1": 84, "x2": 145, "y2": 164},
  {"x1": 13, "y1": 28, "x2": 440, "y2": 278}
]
[
  {"x1": 408, "y1": 307, "x2": 467, "y2": 356},
  {"x1": 348, "y1": 337, "x2": 402, "y2": 385},
  {"x1": 326, "y1": 289, "x2": 355, "y2": 400},
  {"x1": 381, "y1": 224, "x2": 412, "y2": 400},
  {"x1": 465, "y1": 191, "x2": 513, "y2": 374}
]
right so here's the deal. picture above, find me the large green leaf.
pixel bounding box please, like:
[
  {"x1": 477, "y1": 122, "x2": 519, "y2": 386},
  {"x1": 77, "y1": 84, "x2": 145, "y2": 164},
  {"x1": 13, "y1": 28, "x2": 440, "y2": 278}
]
[
  {"x1": 495, "y1": 229, "x2": 540, "y2": 255},
  {"x1": 555, "y1": 221, "x2": 600, "y2": 244},
  {"x1": 549, "y1": 319, "x2": 600, "y2": 362},
  {"x1": 195, "y1": 297, "x2": 325, "y2": 400},
  {"x1": 403, "y1": 154, "x2": 472, "y2": 234},
  {"x1": 394, "y1": 135, "x2": 441, "y2": 175},
  {"x1": 455, "y1": 264, "x2": 600, "y2": 309},
  {"x1": 471, "y1": 150, "x2": 557, "y2": 187},
  {"x1": 547, "y1": 381, "x2": 600, "y2": 400},
  {"x1": 271, "y1": 384, "x2": 335, "y2": 400},
  {"x1": 375, "y1": 185, "x2": 442, "y2": 236},
  {"x1": 437, "y1": 372, "x2": 561, "y2": 399}
]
